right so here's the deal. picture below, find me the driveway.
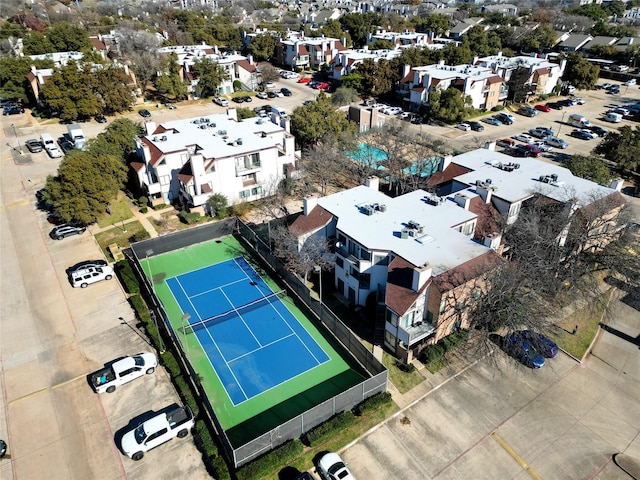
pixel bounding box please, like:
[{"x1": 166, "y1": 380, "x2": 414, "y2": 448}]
[
  {"x1": 340, "y1": 298, "x2": 640, "y2": 480},
  {"x1": 0, "y1": 115, "x2": 207, "y2": 479}
]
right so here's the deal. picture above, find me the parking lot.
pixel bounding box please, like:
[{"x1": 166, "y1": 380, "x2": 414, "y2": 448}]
[{"x1": 0, "y1": 117, "x2": 206, "y2": 478}]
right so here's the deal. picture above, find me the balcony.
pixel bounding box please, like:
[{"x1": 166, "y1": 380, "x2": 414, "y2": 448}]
[
  {"x1": 235, "y1": 162, "x2": 261, "y2": 176},
  {"x1": 406, "y1": 322, "x2": 436, "y2": 346}
]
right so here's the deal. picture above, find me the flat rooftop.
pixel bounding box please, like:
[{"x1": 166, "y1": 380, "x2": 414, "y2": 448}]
[
  {"x1": 318, "y1": 186, "x2": 491, "y2": 274},
  {"x1": 146, "y1": 113, "x2": 286, "y2": 159},
  {"x1": 451, "y1": 149, "x2": 616, "y2": 207}
]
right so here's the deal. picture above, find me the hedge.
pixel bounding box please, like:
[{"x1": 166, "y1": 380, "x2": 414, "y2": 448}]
[
  {"x1": 353, "y1": 391, "x2": 392, "y2": 416},
  {"x1": 115, "y1": 260, "x2": 140, "y2": 294},
  {"x1": 304, "y1": 411, "x2": 355, "y2": 447},
  {"x1": 420, "y1": 343, "x2": 444, "y2": 364},
  {"x1": 236, "y1": 439, "x2": 304, "y2": 480},
  {"x1": 178, "y1": 210, "x2": 202, "y2": 224}
]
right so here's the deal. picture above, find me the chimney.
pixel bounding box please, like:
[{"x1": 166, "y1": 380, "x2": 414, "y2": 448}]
[
  {"x1": 439, "y1": 154, "x2": 453, "y2": 172},
  {"x1": 484, "y1": 140, "x2": 496, "y2": 151},
  {"x1": 609, "y1": 178, "x2": 624, "y2": 191},
  {"x1": 454, "y1": 193, "x2": 470, "y2": 210},
  {"x1": 403, "y1": 64, "x2": 411, "y2": 78},
  {"x1": 144, "y1": 121, "x2": 156, "y2": 136},
  {"x1": 226, "y1": 107, "x2": 237, "y2": 122},
  {"x1": 476, "y1": 185, "x2": 492, "y2": 204},
  {"x1": 483, "y1": 233, "x2": 502, "y2": 251},
  {"x1": 303, "y1": 196, "x2": 318, "y2": 215},
  {"x1": 412, "y1": 263, "x2": 432, "y2": 291},
  {"x1": 247, "y1": 54, "x2": 254, "y2": 65},
  {"x1": 365, "y1": 176, "x2": 379, "y2": 191}
]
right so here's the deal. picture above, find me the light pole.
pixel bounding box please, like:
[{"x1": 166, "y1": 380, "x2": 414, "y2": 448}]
[
  {"x1": 146, "y1": 249, "x2": 164, "y2": 353},
  {"x1": 557, "y1": 111, "x2": 566, "y2": 137},
  {"x1": 314, "y1": 265, "x2": 323, "y2": 307},
  {"x1": 10, "y1": 124, "x2": 23, "y2": 154},
  {"x1": 181, "y1": 313, "x2": 191, "y2": 361}
]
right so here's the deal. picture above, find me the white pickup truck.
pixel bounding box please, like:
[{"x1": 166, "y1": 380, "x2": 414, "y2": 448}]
[
  {"x1": 90, "y1": 352, "x2": 157, "y2": 393},
  {"x1": 120, "y1": 405, "x2": 195, "y2": 461}
]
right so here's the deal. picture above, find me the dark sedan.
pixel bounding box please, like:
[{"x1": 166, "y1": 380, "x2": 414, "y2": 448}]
[
  {"x1": 281, "y1": 87, "x2": 292, "y2": 96},
  {"x1": 546, "y1": 102, "x2": 564, "y2": 110},
  {"x1": 570, "y1": 129, "x2": 593, "y2": 140},
  {"x1": 232, "y1": 96, "x2": 245, "y2": 103},
  {"x1": 504, "y1": 333, "x2": 545, "y2": 368},
  {"x1": 468, "y1": 121, "x2": 484, "y2": 132},
  {"x1": 138, "y1": 109, "x2": 151, "y2": 118},
  {"x1": 49, "y1": 224, "x2": 87, "y2": 240},
  {"x1": 518, "y1": 330, "x2": 559, "y2": 358},
  {"x1": 3, "y1": 105, "x2": 24, "y2": 115}
]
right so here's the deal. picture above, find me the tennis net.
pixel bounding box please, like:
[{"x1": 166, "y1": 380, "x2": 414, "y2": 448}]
[{"x1": 180, "y1": 289, "x2": 287, "y2": 334}]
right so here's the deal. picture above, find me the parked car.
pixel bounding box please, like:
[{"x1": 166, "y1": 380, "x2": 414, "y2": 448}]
[
  {"x1": 558, "y1": 98, "x2": 576, "y2": 107},
  {"x1": 517, "y1": 106, "x2": 538, "y2": 117},
  {"x1": 468, "y1": 121, "x2": 484, "y2": 132},
  {"x1": 534, "y1": 104, "x2": 551, "y2": 112},
  {"x1": 623, "y1": 78, "x2": 637, "y2": 86},
  {"x1": 317, "y1": 452, "x2": 356, "y2": 480},
  {"x1": 281, "y1": 87, "x2": 292, "y2": 96},
  {"x1": 303, "y1": 99, "x2": 314, "y2": 106},
  {"x1": 256, "y1": 91, "x2": 268, "y2": 99},
  {"x1": 529, "y1": 127, "x2": 555, "y2": 138},
  {"x1": 213, "y1": 97, "x2": 229, "y2": 106},
  {"x1": 265, "y1": 82, "x2": 276, "y2": 89},
  {"x1": 496, "y1": 138, "x2": 516, "y2": 148},
  {"x1": 49, "y1": 224, "x2": 87, "y2": 240},
  {"x1": 531, "y1": 141, "x2": 553, "y2": 152},
  {"x1": 609, "y1": 86, "x2": 620, "y2": 94},
  {"x1": 57, "y1": 137, "x2": 75, "y2": 153},
  {"x1": 518, "y1": 330, "x2": 559, "y2": 358},
  {"x1": 572, "y1": 97, "x2": 586, "y2": 105},
  {"x1": 570, "y1": 129, "x2": 596, "y2": 140},
  {"x1": 69, "y1": 264, "x2": 114, "y2": 288},
  {"x1": 504, "y1": 333, "x2": 545, "y2": 368},
  {"x1": 95, "y1": 114, "x2": 107, "y2": 123},
  {"x1": 610, "y1": 107, "x2": 630, "y2": 116},
  {"x1": 544, "y1": 136, "x2": 569, "y2": 148},
  {"x1": 456, "y1": 123, "x2": 471, "y2": 131},
  {"x1": 586, "y1": 125, "x2": 609, "y2": 137},
  {"x1": 67, "y1": 259, "x2": 108, "y2": 273},
  {"x1": 483, "y1": 116, "x2": 503, "y2": 126},
  {"x1": 267, "y1": 91, "x2": 277, "y2": 98},
  {"x1": 495, "y1": 112, "x2": 515, "y2": 125},
  {"x1": 232, "y1": 96, "x2": 245, "y2": 103},
  {"x1": 520, "y1": 144, "x2": 543, "y2": 157},
  {"x1": 138, "y1": 109, "x2": 151, "y2": 118},
  {"x1": 298, "y1": 77, "x2": 312, "y2": 83},
  {"x1": 3, "y1": 105, "x2": 24, "y2": 115},
  {"x1": 240, "y1": 95, "x2": 252, "y2": 102},
  {"x1": 546, "y1": 102, "x2": 564, "y2": 110},
  {"x1": 90, "y1": 352, "x2": 157, "y2": 393},
  {"x1": 25, "y1": 139, "x2": 43, "y2": 153},
  {"x1": 513, "y1": 133, "x2": 534, "y2": 143}
]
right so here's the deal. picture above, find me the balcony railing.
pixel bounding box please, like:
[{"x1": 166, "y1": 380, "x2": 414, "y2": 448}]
[{"x1": 235, "y1": 162, "x2": 261, "y2": 176}]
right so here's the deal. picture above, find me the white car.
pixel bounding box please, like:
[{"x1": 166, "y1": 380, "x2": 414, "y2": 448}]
[
  {"x1": 213, "y1": 97, "x2": 228, "y2": 107},
  {"x1": 256, "y1": 92, "x2": 268, "y2": 99},
  {"x1": 265, "y1": 82, "x2": 276, "y2": 89},
  {"x1": 544, "y1": 136, "x2": 569, "y2": 148},
  {"x1": 623, "y1": 79, "x2": 636, "y2": 86},
  {"x1": 456, "y1": 123, "x2": 471, "y2": 131},
  {"x1": 513, "y1": 133, "x2": 534, "y2": 144},
  {"x1": 317, "y1": 452, "x2": 356, "y2": 480},
  {"x1": 386, "y1": 107, "x2": 402, "y2": 115},
  {"x1": 532, "y1": 141, "x2": 553, "y2": 152},
  {"x1": 572, "y1": 97, "x2": 586, "y2": 105}
]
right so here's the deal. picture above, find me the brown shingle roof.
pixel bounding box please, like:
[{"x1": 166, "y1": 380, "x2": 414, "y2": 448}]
[
  {"x1": 426, "y1": 162, "x2": 472, "y2": 188},
  {"x1": 433, "y1": 250, "x2": 503, "y2": 293},
  {"x1": 468, "y1": 196, "x2": 503, "y2": 241},
  {"x1": 486, "y1": 75, "x2": 503, "y2": 84},
  {"x1": 237, "y1": 59, "x2": 257, "y2": 73},
  {"x1": 290, "y1": 207, "x2": 333, "y2": 235},
  {"x1": 386, "y1": 256, "x2": 430, "y2": 315},
  {"x1": 141, "y1": 138, "x2": 165, "y2": 167},
  {"x1": 130, "y1": 161, "x2": 145, "y2": 172}
]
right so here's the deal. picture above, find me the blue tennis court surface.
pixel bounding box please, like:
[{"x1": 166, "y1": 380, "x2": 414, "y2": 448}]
[{"x1": 166, "y1": 257, "x2": 330, "y2": 405}]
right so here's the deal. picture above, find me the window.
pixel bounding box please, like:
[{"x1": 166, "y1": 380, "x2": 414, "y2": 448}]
[
  {"x1": 251, "y1": 186, "x2": 262, "y2": 196},
  {"x1": 402, "y1": 310, "x2": 415, "y2": 328},
  {"x1": 374, "y1": 254, "x2": 388, "y2": 266},
  {"x1": 239, "y1": 189, "x2": 251, "y2": 199},
  {"x1": 384, "y1": 330, "x2": 396, "y2": 347},
  {"x1": 336, "y1": 257, "x2": 344, "y2": 269},
  {"x1": 509, "y1": 202, "x2": 521, "y2": 218},
  {"x1": 251, "y1": 152, "x2": 260, "y2": 167},
  {"x1": 160, "y1": 175, "x2": 170, "y2": 185},
  {"x1": 386, "y1": 310, "x2": 398, "y2": 327},
  {"x1": 439, "y1": 298, "x2": 446, "y2": 314},
  {"x1": 242, "y1": 173, "x2": 256, "y2": 186},
  {"x1": 463, "y1": 222, "x2": 475, "y2": 236},
  {"x1": 489, "y1": 91, "x2": 495, "y2": 97}
]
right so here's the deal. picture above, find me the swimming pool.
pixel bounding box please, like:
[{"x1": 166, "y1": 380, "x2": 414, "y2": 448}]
[{"x1": 348, "y1": 143, "x2": 440, "y2": 178}]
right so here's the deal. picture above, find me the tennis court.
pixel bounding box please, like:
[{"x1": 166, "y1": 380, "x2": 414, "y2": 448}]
[
  {"x1": 166, "y1": 257, "x2": 330, "y2": 405},
  {"x1": 143, "y1": 236, "x2": 362, "y2": 432}
]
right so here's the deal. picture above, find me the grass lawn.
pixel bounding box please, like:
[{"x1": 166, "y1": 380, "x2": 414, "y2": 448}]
[
  {"x1": 551, "y1": 289, "x2": 612, "y2": 359},
  {"x1": 262, "y1": 400, "x2": 399, "y2": 480},
  {"x1": 381, "y1": 352, "x2": 424, "y2": 393},
  {"x1": 96, "y1": 197, "x2": 134, "y2": 228},
  {"x1": 95, "y1": 221, "x2": 150, "y2": 261}
]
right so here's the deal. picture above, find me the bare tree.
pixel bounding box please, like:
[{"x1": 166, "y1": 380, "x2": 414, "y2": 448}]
[
  {"x1": 129, "y1": 52, "x2": 160, "y2": 96},
  {"x1": 259, "y1": 63, "x2": 279, "y2": 84},
  {"x1": 116, "y1": 27, "x2": 160, "y2": 56},
  {"x1": 272, "y1": 225, "x2": 331, "y2": 283},
  {"x1": 302, "y1": 143, "x2": 349, "y2": 197}
]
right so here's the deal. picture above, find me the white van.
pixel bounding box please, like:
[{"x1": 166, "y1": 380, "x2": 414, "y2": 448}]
[
  {"x1": 567, "y1": 114, "x2": 591, "y2": 128},
  {"x1": 70, "y1": 265, "x2": 114, "y2": 288},
  {"x1": 271, "y1": 105, "x2": 287, "y2": 117},
  {"x1": 603, "y1": 112, "x2": 622, "y2": 123},
  {"x1": 40, "y1": 133, "x2": 62, "y2": 158}
]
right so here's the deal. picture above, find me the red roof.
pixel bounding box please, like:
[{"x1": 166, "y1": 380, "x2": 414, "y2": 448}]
[
  {"x1": 237, "y1": 59, "x2": 257, "y2": 73},
  {"x1": 90, "y1": 37, "x2": 106, "y2": 51},
  {"x1": 299, "y1": 45, "x2": 309, "y2": 55},
  {"x1": 130, "y1": 161, "x2": 145, "y2": 172},
  {"x1": 400, "y1": 70, "x2": 414, "y2": 83},
  {"x1": 486, "y1": 75, "x2": 503, "y2": 84},
  {"x1": 468, "y1": 196, "x2": 504, "y2": 241},
  {"x1": 141, "y1": 138, "x2": 165, "y2": 167},
  {"x1": 426, "y1": 162, "x2": 472, "y2": 187},
  {"x1": 290, "y1": 207, "x2": 333, "y2": 235},
  {"x1": 385, "y1": 256, "x2": 430, "y2": 315},
  {"x1": 433, "y1": 251, "x2": 503, "y2": 293},
  {"x1": 335, "y1": 42, "x2": 346, "y2": 51}
]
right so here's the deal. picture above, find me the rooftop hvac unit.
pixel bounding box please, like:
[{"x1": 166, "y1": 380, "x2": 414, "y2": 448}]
[
  {"x1": 485, "y1": 178, "x2": 492, "y2": 185},
  {"x1": 551, "y1": 173, "x2": 558, "y2": 182},
  {"x1": 379, "y1": 204, "x2": 387, "y2": 212},
  {"x1": 237, "y1": 138, "x2": 243, "y2": 145},
  {"x1": 364, "y1": 206, "x2": 374, "y2": 216},
  {"x1": 400, "y1": 229, "x2": 409, "y2": 239},
  {"x1": 161, "y1": 136, "x2": 167, "y2": 141}
]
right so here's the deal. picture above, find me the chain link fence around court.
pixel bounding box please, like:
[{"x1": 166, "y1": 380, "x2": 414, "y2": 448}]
[{"x1": 129, "y1": 217, "x2": 388, "y2": 468}]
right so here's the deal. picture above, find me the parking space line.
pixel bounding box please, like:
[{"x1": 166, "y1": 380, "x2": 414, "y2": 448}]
[
  {"x1": 491, "y1": 432, "x2": 543, "y2": 480},
  {"x1": 8, "y1": 374, "x2": 87, "y2": 405},
  {"x1": 6, "y1": 199, "x2": 29, "y2": 208}
]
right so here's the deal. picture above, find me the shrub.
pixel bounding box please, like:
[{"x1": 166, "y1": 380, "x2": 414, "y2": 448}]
[
  {"x1": 230, "y1": 202, "x2": 252, "y2": 218},
  {"x1": 178, "y1": 210, "x2": 202, "y2": 224},
  {"x1": 304, "y1": 411, "x2": 355, "y2": 446},
  {"x1": 207, "y1": 193, "x2": 229, "y2": 218},
  {"x1": 140, "y1": 206, "x2": 148, "y2": 213},
  {"x1": 138, "y1": 196, "x2": 149, "y2": 207},
  {"x1": 115, "y1": 260, "x2": 140, "y2": 294},
  {"x1": 152, "y1": 203, "x2": 171, "y2": 210},
  {"x1": 353, "y1": 391, "x2": 393, "y2": 416},
  {"x1": 420, "y1": 343, "x2": 444, "y2": 364},
  {"x1": 492, "y1": 105, "x2": 504, "y2": 112},
  {"x1": 394, "y1": 360, "x2": 416, "y2": 373},
  {"x1": 236, "y1": 439, "x2": 304, "y2": 480},
  {"x1": 233, "y1": 80, "x2": 242, "y2": 91}
]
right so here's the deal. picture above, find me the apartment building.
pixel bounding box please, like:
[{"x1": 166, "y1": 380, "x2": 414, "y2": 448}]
[
  {"x1": 275, "y1": 36, "x2": 347, "y2": 70},
  {"x1": 132, "y1": 110, "x2": 296, "y2": 213}
]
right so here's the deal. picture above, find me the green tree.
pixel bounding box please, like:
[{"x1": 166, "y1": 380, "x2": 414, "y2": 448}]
[
  {"x1": 207, "y1": 193, "x2": 229, "y2": 217},
  {"x1": 0, "y1": 21, "x2": 26, "y2": 40},
  {"x1": 47, "y1": 22, "x2": 92, "y2": 52},
  {"x1": 0, "y1": 56, "x2": 53, "y2": 103},
  {"x1": 290, "y1": 93, "x2": 356, "y2": 148},
  {"x1": 92, "y1": 66, "x2": 135, "y2": 115},
  {"x1": 130, "y1": 52, "x2": 160, "y2": 96},
  {"x1": 339, "y1": 73, "x2": 363, "y2": 93},
  {"x1": 154, "y1": 53, "x2": 188, "y2": 100},
  {"x1": 411, "y1": 13, "x2": 451, "y2": 36},
  {"x1": 88, "y1": 118, "x2": 143, "y2": 161},
  {"x1": 191, "y1": 57, "x2": 229, "y2": 98},
  {"x1": 563, "y1": 53, "x2": 600, "y2": 90},
  {"x1": 358, "y1": 59, "x2": 397, "y2": 98},
  {"x1": 236, "y1": 107, "x2": 256, "y2": 120},
  {"x1": 339, "y1": 12, "x2": 383, "y2": 47},
  {"x1": 316, "y1": 20, "x2": 351, "y2": 46},
  {"x1": 331, "y1": 87, "x2": 359, "y2": 106},
  {"x1": 44, "y1": 150, "x2": 127, "y2": 224},
  {"x1": 22, "y1": 31, "x2": 55, "y2": 55},
  {"x1": 429, "y1": 87, "x2": 474, "y2": 123},
  {"x1": 39, "y1": 61, "x2": 99, "y2": 121},
  {"x1": 249, "y1": 33, "x2": 277, "y2": 61},
  {"x1": 594, "y1": 125, "x2": 640, "y2": 174},
  {"x1": 442, "y1": 41, "x2": 472, "y2": 65},
  {"x1": 565, "y1": 155, "x2": 612, "y2": 185},
  {"x1": 369, "y1": 39, "x2": 395, "y2": 50}
]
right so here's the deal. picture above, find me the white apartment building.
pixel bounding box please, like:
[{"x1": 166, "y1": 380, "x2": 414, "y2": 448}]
[
  {"x1": 132, "y1": 110, "x2": 296, "y2": 213},
  {"x1": 275, "y1": 36, "x2": 347, "y2": 70}
]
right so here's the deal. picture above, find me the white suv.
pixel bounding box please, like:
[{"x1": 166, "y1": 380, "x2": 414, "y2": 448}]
[
  {"x1": 70, "y1": 265, "x2": 114, "y2": 288},
  {"x1": 213, "y1": 97, "x2": 228, "y2": 107}
]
